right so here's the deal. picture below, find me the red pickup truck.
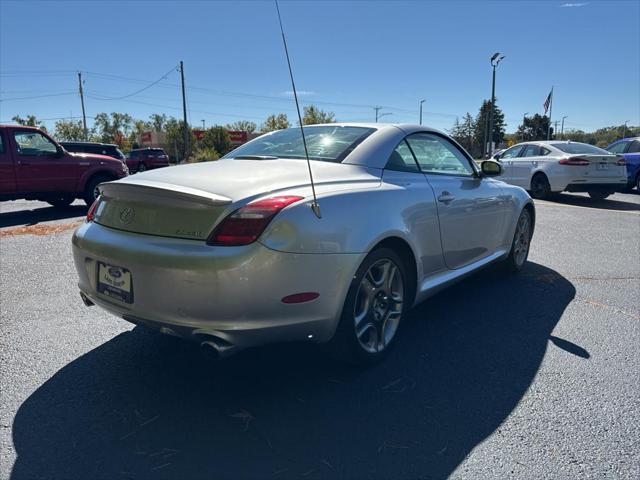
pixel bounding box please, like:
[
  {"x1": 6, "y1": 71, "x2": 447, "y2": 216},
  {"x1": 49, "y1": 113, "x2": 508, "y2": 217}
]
[{"x1": 0, "y1": 125, "x2": 128, "y2": 208}]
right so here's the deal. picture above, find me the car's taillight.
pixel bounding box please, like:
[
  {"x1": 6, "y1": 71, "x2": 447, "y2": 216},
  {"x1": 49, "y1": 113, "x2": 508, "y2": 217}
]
[
  {"x1": 86, "y1": 196, "x2": 100, "y2": 222},
  {"x1": 207, "y1": 195, "x2": 304, "y2": 246},
  {"x1": 559, "y1": 157, "x2": 590, "y2": 166}
]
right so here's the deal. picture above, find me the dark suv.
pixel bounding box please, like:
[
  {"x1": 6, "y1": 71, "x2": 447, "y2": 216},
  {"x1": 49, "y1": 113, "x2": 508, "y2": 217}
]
[
  {"x1": 126, "y1": 148, "x2": 170, "y2": 173},
  {"x1": 60, "y1": 141, "x2": 126, "y2": 161}
]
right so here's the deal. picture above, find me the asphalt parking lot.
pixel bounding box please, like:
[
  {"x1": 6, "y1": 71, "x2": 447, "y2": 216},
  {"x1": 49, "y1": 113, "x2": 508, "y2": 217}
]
[{"x1": 1, "y1": 192, "x2": 639, "y2": 480}]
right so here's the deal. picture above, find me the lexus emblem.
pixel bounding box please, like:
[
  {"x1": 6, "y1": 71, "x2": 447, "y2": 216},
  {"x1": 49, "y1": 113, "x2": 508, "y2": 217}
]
[{"x1": 119, "y1": 207, "x2": 135, "y2": 225}]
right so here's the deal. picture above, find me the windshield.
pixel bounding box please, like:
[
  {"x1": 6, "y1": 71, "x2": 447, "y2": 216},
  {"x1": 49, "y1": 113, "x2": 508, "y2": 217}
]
[
  {"x1": 223, "y1": 125, "x2": 376, "y2": 163},
  {"x1": 552, "y1": 142, "x2": 611, "y2": 155}
]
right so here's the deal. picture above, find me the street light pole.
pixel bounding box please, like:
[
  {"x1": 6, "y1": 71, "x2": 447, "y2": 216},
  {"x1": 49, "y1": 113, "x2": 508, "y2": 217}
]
[
  {"x1": 419, "y1": 99, "x2": 425, "y2": 125},
  {"x1": 622, "y1": 120, "x2": 629, "y2": 139},
  {"x1": 487, "y1": 52, "x2": 504, "y2": 156},
  {"x1": 522, "y1": 112, "x2": 528, "y2": 141},
  {"x1": 560, "y1": 115, "x2": 568, "y2": 140},
  {"x1": 201, "y1": 119, "x2": 205, "y2": 130}
]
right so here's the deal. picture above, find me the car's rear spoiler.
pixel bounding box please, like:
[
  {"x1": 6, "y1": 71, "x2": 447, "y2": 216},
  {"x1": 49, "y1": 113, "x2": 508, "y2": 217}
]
[{"x1": 99, "y1": 179, "x2": 233, "y2": 206}]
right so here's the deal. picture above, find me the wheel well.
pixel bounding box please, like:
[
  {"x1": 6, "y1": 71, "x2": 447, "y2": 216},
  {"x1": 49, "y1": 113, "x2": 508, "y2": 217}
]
[
  {"x1": 523, "y1": 202, "x2": 536, "y2": 237},
  {"x1": 530, "y1": 171, "x2": 548, "y2": 188},
  {"x1": 86, "y1": 171, "x2": 116, "y2": 187},
  {"x1": 373, "y1": 237, "x2": 418, "y2": 306}
]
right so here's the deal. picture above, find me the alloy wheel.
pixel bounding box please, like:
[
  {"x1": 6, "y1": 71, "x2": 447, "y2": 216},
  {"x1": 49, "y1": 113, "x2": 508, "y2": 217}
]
[
  {"x1": 513, "y1": 210, "x2": 531, "y2": 267},
  {"x1": 353, "y1": 258, "x2": 404, "y2": 353}
]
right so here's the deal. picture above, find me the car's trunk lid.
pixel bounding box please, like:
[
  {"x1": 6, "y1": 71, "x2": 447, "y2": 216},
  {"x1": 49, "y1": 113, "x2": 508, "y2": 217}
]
[
  {"x1": 94, "y1": 158, "x2": 381, "y2": 240},
  {"x1": 574, "y1": 154, "x2": 625, "y2": 179}
]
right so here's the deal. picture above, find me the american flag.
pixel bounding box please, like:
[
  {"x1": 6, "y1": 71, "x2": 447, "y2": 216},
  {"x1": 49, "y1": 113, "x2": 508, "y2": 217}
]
[{"x1": 543, "y1": 89, "x2": 553, "y2": 114}]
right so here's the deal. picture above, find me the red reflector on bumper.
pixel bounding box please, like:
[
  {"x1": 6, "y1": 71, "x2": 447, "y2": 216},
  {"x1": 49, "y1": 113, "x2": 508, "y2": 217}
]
[{"x1": 281, "y1": 292, "x2": 320, "y2": 304}]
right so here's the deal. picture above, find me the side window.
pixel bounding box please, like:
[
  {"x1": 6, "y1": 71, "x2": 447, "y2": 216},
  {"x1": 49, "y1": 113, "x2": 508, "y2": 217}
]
[
  {"x1": 385, "y1": 140, "x2": 420, "y2": 172},
  {"x1": 13, "y1": 131, "x2": 57, "y2": 156},
  {"x1": 500, "y1": 145, "x2": 524, "y2": 159},
  {"x1": 0, "y1": 132, "x2": 5, "y2": 153},
  {"x1": 606, "y1": 142, "x2": 629, "y2": 154},
  {"x1": 540, "y1": 147, "x2": 551, "y2": 156},
  {"x1": 629, "y1": 141, "x2": 640, "y2": 153},
  {"x1": 406, "y1": 133, "x2": 474, "y2": 176},
  {"x1": 522, "y1": 145, "x2": 540, "y2": 157}
]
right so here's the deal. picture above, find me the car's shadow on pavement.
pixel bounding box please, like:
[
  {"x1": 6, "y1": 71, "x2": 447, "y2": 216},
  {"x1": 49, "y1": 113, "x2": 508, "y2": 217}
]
[
  {"x1": 545, "y1": 193, "x2": 640, "y2": 211},
  {"x1": 0, "y1": 203, "x2": 87, "y2": 228},
  {"x1": 11, "y1": 262, "x2": 577, "y2": 480}
]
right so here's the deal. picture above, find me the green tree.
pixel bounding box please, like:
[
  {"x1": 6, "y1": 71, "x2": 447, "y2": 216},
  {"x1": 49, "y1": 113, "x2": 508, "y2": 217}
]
[
  {"x1": 261, "y1": 113, "x2": 291, "y2": 132},
  {"x1": 12, "y1": 115, "x2": 46, "y2": 130},
  {"x1": 149, "y1": 113, "x2": 168, "y2": 132},
  {"x1": 302, "y1": 105, "x2": 335, "y2": 125},
  {"x1": 53, "y1": 119, "x2": 86, "y2": 141},
  {"x1": 93, "y1": 112, "x2": 134, "y2": 147},
  {"x1": 474, "y1": 100, "x2": 506, "y2": 155},
  {"x1": 164, "y1": 117, "x2": 196, "y2": 162},
  {"x1": 449, "y1": 113, "x2": 476, "y2": 156},
  {"x1": 202, "y1": 126, "x2": 231, "y2": 155},
  {"x1": 226, "y1": 120, "x2": 257, "y2": 133},
  {"x1": 516, "y1": 114, "x2": 552, "y2": 142}
]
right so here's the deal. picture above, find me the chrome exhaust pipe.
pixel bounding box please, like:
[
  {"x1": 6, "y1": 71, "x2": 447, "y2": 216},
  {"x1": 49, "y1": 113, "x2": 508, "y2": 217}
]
[
  {"x1": 200, "y1": 341, "x2": 221, "y2": 361},
  {"x1": 80, "y1": 292, "x2": 94, "y2": 307}
]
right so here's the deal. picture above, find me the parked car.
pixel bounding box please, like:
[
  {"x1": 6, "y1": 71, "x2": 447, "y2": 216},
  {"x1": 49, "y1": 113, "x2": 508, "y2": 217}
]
[
  {"x1": 60, "y1": 141, "x2": 126, "y2": 162},
  {"x1": 605, "y1": 137, "x2": 640, "y2": 192},
  {"x1": 494, "y1": 141, "x2": 627, "y2": 199},
  {"x1": 0, "y1": 125, "x2": 128, "y2": 207},
  {"x1": 126, "y1": 148, "x2": 170, "y2": 173},
  {"x1": 73, "y1": 123, "x2": 534, "y2": 364}
]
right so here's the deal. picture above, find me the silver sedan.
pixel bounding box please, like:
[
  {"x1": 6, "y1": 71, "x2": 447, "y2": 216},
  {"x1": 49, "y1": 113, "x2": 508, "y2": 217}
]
[{"x1": 73, "y1": 123, "x2": 534, "y2": 364}]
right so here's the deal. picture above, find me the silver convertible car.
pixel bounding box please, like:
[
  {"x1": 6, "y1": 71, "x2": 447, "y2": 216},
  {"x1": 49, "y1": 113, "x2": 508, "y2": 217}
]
[{"x1": 73, "y1": 123, "x2": 535, "y2": 364}]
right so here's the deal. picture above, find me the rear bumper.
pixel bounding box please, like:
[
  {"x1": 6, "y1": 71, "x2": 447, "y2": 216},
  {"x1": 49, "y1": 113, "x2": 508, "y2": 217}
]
[
  {"x1": 564, "y1": 181, "x2": 627, "y2": 193},
  {"x1": 72, "y1": 222, "x2": 363, "y2": 350}
]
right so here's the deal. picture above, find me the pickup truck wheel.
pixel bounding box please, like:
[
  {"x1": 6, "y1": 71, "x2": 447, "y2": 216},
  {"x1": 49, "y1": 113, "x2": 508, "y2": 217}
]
[
  {"x1": 137, "y1": 163, "x2": 147, "y2": 173},
  {"x1": 83, "y1": 175, "x2": 110, "y2": 206},
  {"x1": 46, "y1": 196, "x2": 74, "y2": 208}
]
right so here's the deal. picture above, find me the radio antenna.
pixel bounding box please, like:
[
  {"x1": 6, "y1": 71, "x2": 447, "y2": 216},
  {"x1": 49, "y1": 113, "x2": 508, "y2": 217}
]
[{"x1": 275, "y1": 0, "x2": 321, "y2": 218}]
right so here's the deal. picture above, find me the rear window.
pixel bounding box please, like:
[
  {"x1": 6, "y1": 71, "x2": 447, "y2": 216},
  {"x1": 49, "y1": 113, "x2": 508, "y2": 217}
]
[
  {"x1": 223, "y1": 125, "x2": 376, "y2": 163},
  {"x1": 552, "y1": 143, "x2": 611, "y2": 155}
]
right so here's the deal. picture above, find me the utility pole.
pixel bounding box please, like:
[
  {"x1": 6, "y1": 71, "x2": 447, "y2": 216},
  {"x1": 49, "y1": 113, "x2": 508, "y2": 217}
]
[
  {"x1": 552, "y1": 120, "x2": 560, "y2": 139},
  {"x1": 179, "y1": 61, "x2": 189, "y2": 160},
  {"x1": 622, "y1": 120, "x2": 629, "y2": 139},
  {"x1": 419, "y1": 99, "x2": 425, "y2": 125},
  {"x1": 201, "y1": 119, "x2": 205, "y2": 130},
  {"x1": 560, "y1": 115, "x2": 568, "y2": 140},
  {"x1": 522, "y1": 112, "x2": 528, "y2": 142},
  {"x1": 374, "y1": 106, "x2": 382, "y2": 123},
  {"x1": 77, "y1": 72, "x2": 88, "y2": 140}
]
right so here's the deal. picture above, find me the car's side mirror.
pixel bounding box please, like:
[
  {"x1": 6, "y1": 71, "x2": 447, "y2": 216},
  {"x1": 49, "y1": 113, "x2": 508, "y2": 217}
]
[
  {"x1": 480, "y1": 159, "x2": 503, "y2": 177},
  {"x1": 55, "y1": 145, "x2": 65, "y2": 158}
]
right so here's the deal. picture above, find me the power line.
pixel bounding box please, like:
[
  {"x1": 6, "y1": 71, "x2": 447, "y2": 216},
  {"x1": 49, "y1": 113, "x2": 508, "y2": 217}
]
[
  {"x1": 0, "y1": 92, "x2": 77, "y2": 102},
  {"x1": 85, "y1": 65, "x2": 178, "y2": 101}
]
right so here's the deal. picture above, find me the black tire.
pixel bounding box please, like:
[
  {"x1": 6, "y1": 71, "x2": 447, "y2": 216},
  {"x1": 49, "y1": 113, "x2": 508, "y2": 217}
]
[
  {"x1": 137, "y1": 163, "x2": 147, "y2": 173},
  {"x1": 529, "y1": 173, "x2": 551, "y2": 199},
  {"x1": 588, "y1": 191, "x2": 611, "y2": 200},
  {"x1": 635, "y1": 173, "x2": 640, "y2": 193},
  {"x1": 46, "y1": 196, "x2": 74, "y2": 208},
  {"x1": 83, "y1": 175, "x2": 110, "y2": 206},
  {"x1": 326, "y1": 247, "x2": 408, "y2": 365},
  {"x1": 502, "y1": 208, "x2": 533, "y2": 273}
]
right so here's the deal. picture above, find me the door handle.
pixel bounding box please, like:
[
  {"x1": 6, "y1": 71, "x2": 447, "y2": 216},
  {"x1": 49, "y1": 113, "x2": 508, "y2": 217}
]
[{"x1": 437, "y1": 191, "x2": 455, "y2": 204}]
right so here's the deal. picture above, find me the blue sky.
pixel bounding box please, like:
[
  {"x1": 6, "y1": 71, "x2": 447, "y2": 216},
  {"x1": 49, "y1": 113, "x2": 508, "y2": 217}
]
[{"x1": 1, "y1": 0, "x2": 638, "y2": 133}]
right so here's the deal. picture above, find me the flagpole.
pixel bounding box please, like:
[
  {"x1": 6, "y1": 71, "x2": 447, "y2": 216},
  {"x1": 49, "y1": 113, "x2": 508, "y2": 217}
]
[{"x1": 547, "y1": 87, "x2": 554, "y2": 140}]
